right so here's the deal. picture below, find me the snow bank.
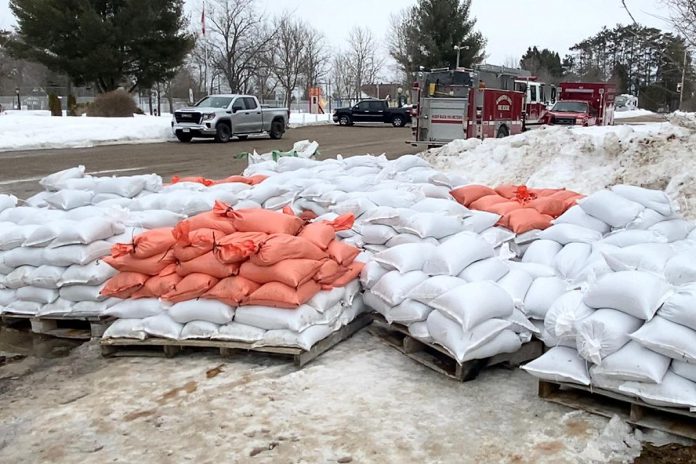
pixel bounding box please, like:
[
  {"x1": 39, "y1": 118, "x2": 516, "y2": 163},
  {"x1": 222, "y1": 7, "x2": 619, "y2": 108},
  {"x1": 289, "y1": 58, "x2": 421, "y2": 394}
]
[
  {"x1": 614, "y1": 109, "x2": 656, "y2": 119},
  {"x1": 424, "y1": 119, "x2": 696, "y2": 217},
  {"x1": 289, "y1": 112, "x2": 332, "y2": 127}
]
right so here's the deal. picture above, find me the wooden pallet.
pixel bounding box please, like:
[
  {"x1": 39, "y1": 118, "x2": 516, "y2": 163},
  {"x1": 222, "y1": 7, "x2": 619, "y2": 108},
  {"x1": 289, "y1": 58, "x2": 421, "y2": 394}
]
[
  {"x1": 100, "y1": 313, "x2": 371, "y2": 367},
  {"x1": 538, "y1": 380, "x2": 696, "y2": 440},
  {"x1": 370, "y1": 314, "x2": 543, "y2": 382},
  {"x1": 0, "y1": 313, "x2": 112, "y2": 340}
]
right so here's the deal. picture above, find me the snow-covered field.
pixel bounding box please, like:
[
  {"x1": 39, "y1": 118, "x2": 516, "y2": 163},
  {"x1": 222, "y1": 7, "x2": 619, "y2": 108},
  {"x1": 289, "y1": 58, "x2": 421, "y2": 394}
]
[
  {"x1": 424, "y1": 112, "x2": 696, "y2": 217},
  {"x1": 289, "y1": 112, "x2": 332, "y2": 126},
  {"x1": 614, "y1": 108, "x2": 656, "y2": 119}
]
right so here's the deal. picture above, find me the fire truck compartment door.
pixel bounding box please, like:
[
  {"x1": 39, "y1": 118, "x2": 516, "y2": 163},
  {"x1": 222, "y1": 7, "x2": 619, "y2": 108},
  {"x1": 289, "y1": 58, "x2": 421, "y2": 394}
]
[{"x1": 423, "y1": 97, "x2": 468, "y2": 142}]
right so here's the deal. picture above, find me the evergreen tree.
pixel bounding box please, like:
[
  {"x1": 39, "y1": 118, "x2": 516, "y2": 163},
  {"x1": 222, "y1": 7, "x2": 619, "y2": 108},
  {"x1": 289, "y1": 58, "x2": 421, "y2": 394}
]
[
  {"x1": 389, "y1": 0, "x2": 486, "y2": 74},
  {"x1": 8, "y1": 0, "x2": 194, "y2": 93},
  {"x1": 520, "y1": 47, "x2": 564, "y2": 80}
]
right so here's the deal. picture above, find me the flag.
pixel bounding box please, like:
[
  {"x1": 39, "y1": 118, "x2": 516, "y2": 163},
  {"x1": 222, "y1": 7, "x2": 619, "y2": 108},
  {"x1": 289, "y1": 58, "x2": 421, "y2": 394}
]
[{"x1": 201, "y1": 2, "x2": 206, "y2": 36}]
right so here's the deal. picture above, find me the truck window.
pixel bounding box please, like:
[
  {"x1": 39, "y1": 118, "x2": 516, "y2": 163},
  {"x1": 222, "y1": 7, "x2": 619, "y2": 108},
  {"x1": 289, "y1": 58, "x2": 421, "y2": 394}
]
[
  {"x1": 530, "y1": 85, "x2": 537, "y2": 103},
  {"x1": 232, "y1": 99, "x2": 245, "y2": 112},
  {"x1": 243, "y1": 97, "x2": 257, "y2": 110},
  {"x1": 540, "y1": 85, "x2": 546, "y2": 103},
  {"x1": 368, "y1": 101, "x2": 384, "y2": 111},
  {"x1": 356, "y1": 101, "x2": 370, "y2": 111}
]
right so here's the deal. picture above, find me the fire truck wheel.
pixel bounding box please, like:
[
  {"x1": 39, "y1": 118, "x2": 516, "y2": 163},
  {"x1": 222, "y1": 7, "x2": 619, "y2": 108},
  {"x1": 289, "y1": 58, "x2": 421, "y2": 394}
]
[
  {"x1": 339, "y1": 115, "x2": 352, "y2": 126},
  {"x1": 496, "y1": 125, "x2": 509, "y2": 138},
  {"x1": 392, "y1": 116, "x2": 405, "y2": 127}
]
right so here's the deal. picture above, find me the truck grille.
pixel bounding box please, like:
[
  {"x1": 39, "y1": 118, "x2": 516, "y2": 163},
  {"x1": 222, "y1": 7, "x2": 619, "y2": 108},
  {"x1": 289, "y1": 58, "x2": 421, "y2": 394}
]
[
  {"x1": 175, "y1": 111, "x2": 201, "y2": 124},
  {"x1": 554, "y1": 117, "x2": 576, "y2": 125}
]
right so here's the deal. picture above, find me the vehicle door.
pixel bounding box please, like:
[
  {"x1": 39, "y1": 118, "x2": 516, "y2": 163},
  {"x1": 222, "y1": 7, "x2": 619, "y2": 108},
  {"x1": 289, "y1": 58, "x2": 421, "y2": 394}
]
[
  {"x1": 351, "y1": 101, "x2": 371, "y2": 122},
  {"x1": 242, "y1": 97, "x2": 263, "y2": 133},
  {"x1": 229, "y1": 97, "x2": 247, "y2": 133},
  {"x1": 368, "y1": 100, "x2": 387, "y2": 122}
]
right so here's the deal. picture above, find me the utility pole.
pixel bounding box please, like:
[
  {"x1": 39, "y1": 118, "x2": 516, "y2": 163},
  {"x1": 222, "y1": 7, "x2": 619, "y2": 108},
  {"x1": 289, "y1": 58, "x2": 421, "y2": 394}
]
[{"x1": 679, "y1": 47, "x2": 687, "y2": 111}]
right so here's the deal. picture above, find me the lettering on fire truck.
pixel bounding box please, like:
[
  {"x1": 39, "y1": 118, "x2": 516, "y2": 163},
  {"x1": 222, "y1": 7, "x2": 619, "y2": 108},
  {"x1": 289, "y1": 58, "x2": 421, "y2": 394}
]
[{"x1": 495, "y1": 95, "x2": 512, "y2": 111}]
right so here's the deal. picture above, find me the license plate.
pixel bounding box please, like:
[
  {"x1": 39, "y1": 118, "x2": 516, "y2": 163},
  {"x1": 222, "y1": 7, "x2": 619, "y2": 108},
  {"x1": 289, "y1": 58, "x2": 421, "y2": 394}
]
[{"x1": 182, "y1": 128, "x2": 190, "y2": 133}]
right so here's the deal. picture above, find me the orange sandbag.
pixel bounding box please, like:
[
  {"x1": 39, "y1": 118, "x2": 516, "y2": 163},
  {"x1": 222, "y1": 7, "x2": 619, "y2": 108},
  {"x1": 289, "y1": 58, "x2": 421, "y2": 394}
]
[
  {"x1": 323, "y1": 261, "x2": 365, "y2": 289},
  {"x1": 314, "y1": 259, "x2": 345, "y2": 285},
  {"x1": 216, "y1": 203, "x2": 304, "y2": 235},
  {"x1": 243, "y1": 280, "x2": 322, "y2": 309},
  {"x1": 300, "y1": 210, "x2": 318, "y2": 221},
  {"x1": 250, "y1": 234, "x2": 328, "y2": 266},
  {"x1": 215, "y1": 232, "x2": 268, "y2": 263},
  {"x1": 212, "y1": 175, "x2": 250, "y2": 185},
  {"x1": 495, "y1": 184, "x2": 524, "y2": 199},
  {"x1": 163, "y1": 273, "x2": 219, "y2": 303},
  {"x1": 131, "y1": 272, "x2": 182, "y2": 298},
  {"x1": 324, "y1": 213, "x2": 355, "y2": 232},
  {"x1": 503, "y1": 208, "x2": 553, "y2": 234},
  {"x1": 530, "y1": 188, "x2": 562, "y2": 197},
  {"x1": 327, "y1": 240, "x2": 360, "y2": 265},
  {"x1": 450, "y1": 185, "x2": 497, "y2": 206},
  {"x1": 176, "y1": 251, "x2": 240, "y2": 279},
  {"x1": 101, "y1": 272, "x2": 150, "y2": 298},
  {"x1": 202, "y1": 276, "x2": 261, "y2": 306},
  {"x1": 173, "y1": 228, "x2": 220, "y2": 262},
  {"x1": 103, "y1": 250, "x2": 176, "y2": 275},
  {"x1": 526, "y1": 197, "x2": 567, "y2": 217},
  {"x1": 111, "y1": 228, "x2": 176, "y2": 260},
  {"x1": 247, "y1": 175, "x2": 268, "y2": 185},
  {"x1": 239, "y1": 259, "x2": 323, "y2": 288},
  {"x1": 299, "y1": 222, "x2": 337, "y2": 250},
  {"x1": 547, "y1": 190, "x2": 583, "y2": 209},
  {"x1": 563, "y1": 194, "x2": 583, "y2": 209},
  {"x1": 171, "y1": 175, "x2": 214, "y2": 186},
  {"x1": 175, "y1": 211, "x2": 237, "y2": 236},
  {"x1": 486, "y1": 201, "x2": 524, "y2": 217},
  {"x1": 469, "y1": 194, "x2": 511, "y2": 211}
]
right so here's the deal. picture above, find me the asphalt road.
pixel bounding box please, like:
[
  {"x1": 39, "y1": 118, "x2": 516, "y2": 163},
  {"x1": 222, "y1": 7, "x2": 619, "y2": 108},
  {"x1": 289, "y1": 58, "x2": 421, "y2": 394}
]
[{"x1": 0, "y1": 124, "x2": 415, "y2": 198}]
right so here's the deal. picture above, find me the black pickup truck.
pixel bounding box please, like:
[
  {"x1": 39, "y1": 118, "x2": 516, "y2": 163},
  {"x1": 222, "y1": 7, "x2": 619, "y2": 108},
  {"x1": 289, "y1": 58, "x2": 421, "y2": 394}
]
[{"x1": 333, "y1": 99, "x2": 411, "y2": 127}]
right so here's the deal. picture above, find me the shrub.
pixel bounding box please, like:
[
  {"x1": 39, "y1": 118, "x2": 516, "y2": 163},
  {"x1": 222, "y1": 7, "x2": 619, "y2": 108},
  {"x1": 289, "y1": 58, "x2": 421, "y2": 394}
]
[
  {"x1": 134, "y1": 107, "x2": 145, "y2": 115},
  {"x1": 48, "y1": 94, "x2": 62, "y2": 116},
  {"x1": 87, "y1": 89, "x2": 137, "y2": 117},
  {"x1": 67, "y1": 95, "x2": 78, "y2": 116}
]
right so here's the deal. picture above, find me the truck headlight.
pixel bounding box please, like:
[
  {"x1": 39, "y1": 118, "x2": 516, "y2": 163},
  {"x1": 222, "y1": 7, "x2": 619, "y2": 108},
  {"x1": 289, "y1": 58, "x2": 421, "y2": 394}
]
[{"x1": 202, "y1": 113, "x2": 215, "y2": 120}]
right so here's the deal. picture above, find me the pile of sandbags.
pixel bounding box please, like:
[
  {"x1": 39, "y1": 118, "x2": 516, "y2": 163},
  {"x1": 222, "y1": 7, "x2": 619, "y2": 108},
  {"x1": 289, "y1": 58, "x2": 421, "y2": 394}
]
[{"x1": 101, "y1": 204, "x2": 367, "y2": 350}]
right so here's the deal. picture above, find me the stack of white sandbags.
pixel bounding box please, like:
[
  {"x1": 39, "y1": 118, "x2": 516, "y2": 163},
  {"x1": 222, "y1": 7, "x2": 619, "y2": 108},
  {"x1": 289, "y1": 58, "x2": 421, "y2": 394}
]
[
  {"x1": 102, "y1": 282, "x2": 366, "y2": 351},
  {"x1": 361, "y1": 231, "x2": 538, "y2": 364}
]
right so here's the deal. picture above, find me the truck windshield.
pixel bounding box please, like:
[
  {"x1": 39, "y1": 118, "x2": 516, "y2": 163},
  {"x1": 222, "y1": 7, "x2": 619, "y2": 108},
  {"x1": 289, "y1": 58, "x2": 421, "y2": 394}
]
[
  {"x1": 195, "y1": 96, "x2": 234, "y2": 109},
  {"x1": 551, "y1": 101, "x2": 589, "y2": 113}
]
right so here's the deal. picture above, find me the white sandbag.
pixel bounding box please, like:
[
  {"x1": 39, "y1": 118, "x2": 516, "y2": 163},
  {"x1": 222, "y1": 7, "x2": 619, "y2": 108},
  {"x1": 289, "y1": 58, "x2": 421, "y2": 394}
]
[
  {"x1": 362, "y1": 291, "x2": 394, "y2": 317},
  {"x1": 259, "y1": 324, "x2": 333, "y2": 350},
  {"x1": 38, "y1": 298, "x2": 73, "y2": 316},
  {"x1": 371, "y1": 271, "x2": 429, "y2": 306},
  {"x1": 27, "y1": 265, "x2": 65, "y2": 288},
  {"x1": 506, "y1": 261, "x2": 557, "y2": 278},
  {"x1": 479, "y1": 227, "x2": 516, "y2": 248},
  {"x1": 506, "y1": 308, "x2": 540, "y2": 335},
  {"x1": 180, "y1": 321, "x2": 220, "y2": 339},
  {"x1": 358, "y1": 224, "x2": 397, "y2": 245},
  {"x1": 44, "y1": 190, "x2": 94, "y2": 210},
  {"x1": 235, "y1": 304, "x2": 325, "y2": 332},
  {"x1": 124, "y1": 210, "x2": 186, "y2": 229},
  {"x1": 342, "y1": 280, "x2": 362, "y2": 306},
  {"x1": 407, "y1": 275, "x2": 466, "y2": 304},
  {"x1": 627, "y1": 208, "x2": 679, "y2": 231},
  {"x1": 590, "y1": 341, "x2": 670, "y2": 383},
  {"x1": 360, "y1": 206, "x2": 408, "y2": 227},
  {"x1": 373, "y1": 243, "x2": 437, "y2": 273},
  {"x1": 94, "y1": 176, "x2": 147, "y2": 198},
  {"x1": 522, "y1": 239, "x2": 562, "y2": 266},
  {"x1": 0, "y1": 194, "x2": 17, "y2": 213},
  {"x1": 398, "y1": 213, "x2": 464, "y2": 239},
  {"x1": 362, "y1": 189, "x2": 422, "y2": 209},
  {"x1": 553, "y1": 205, "x2": 610, "y2": 234},
  {"x1": 0, "y1": 288, "x2": 15, "y2": 306},
  {"x1": 544, "y1": 290, "x2": 594, "y2": 341},
  {"x1": 142, "y1": 313, "x2": 184, "y2": 339},
  {"x1": 458, "y1": 257, "x2": 509, "y2": 282},
  {"x1": 659, "y1": 285, "x2": 696, "y2": 331},
  {"x1": 3, "y1": 266, "x2": 35, "y2": 289},
  {"x1": 601, "y1": 243, "x2": 674, "y2": 274},
  {"x1": 168, "y1": 300, "x2": 235, "y2": 325},
  {"x1": 423, "y1": 232, "x2": 494, "y2": 276},
  {"x1": 619, "y1": 371, "x2": 696, "y2": 409},
  {"x1": 16, "y1": 286, "x2": 58, "y2": 304},
  {"x1": 60, "y1": 176, "x2": 97, "y2": 191},
  {"x1": 0, "y1": 224, "x2": 40, "y2": 250},
  {"x1": 330, "y1": 198, "x2": 378, "y2": 218},
  {"x1": 579, "y1": 189, "x2": 645, "y2": 228},
  {"x1": 553, "y1": 243, "x2": 592, "y2": 280},
  {"x1": 426, "y1": 310, "x2": 512, "y2": 363},
  {"x1": 40, "y1": 165, "x2": 85, "y2": 191},
  {"x1": 600, "y1": 230, "x2": 668, "y2": 247},
  {"x1": 60, "y1": 260, "x2": 117, "y2": 286},
  {"x1": 386, "y1": 233, "x2": 426, "y2": 247},
  {"x1": 42, "y1": 241, "x2": 113, "y2": 266},
  {"x1": 429, "y1": 281, "x2": 514, "y2": 330},
  {"x1": 103, "y1": 319, "x2": 147, "y2": 340},
  {"x1": 671, "y1": 360, "x2": 696, "y2": 383},
  {"x1": 104, "y1": 298, "x2": 163, "y2": 319},
  {"x1": 611, "y1": 184, "x2": 676, "y2": 217},
  {"x1": 386, "y1": 299, "x2": 432, "y2": 324},
  {"x1": 411, "y1": 198, "x2": 470, "y2": 216},
  {"x1": 461, "y1": 330, "x2": 522, "y2": 363},
  {"x1": 306, "y1": 287, "x2": 346, "y2": 313},
  {"x1": 664, "y1": 251, "x2": 696, "y2": 285},
  {"x1": 649, "y1": 219, "x2": 694, "y2": 242},
  {"x1": 72, "y1": 299, "x2": 118, "y2": 316},
  {"x1": 538, "y1": 224, "x2": 602, "y2": 245},
  {"x1": 50, "y1": 217, "x2": 124, "y2": 247},
  {"x1": 521, "y1": 346, "x2": 590, "y2": 385},
  {"x1": 24, "y1": 220, "x2": 76, "y2": 247},
  {"x1": 5, "y1": 300, "x2": 43, "y2": 315},
  {"x1": 575, "y1": 309, "x2": 644, "y2": 364},
  {"x1": 59, "y1": 284, "x2": 105, "y2": 302},
  {"x1": 408, "y1": 321, "x2": 433, "y2": 342},
  {"x1": 630, "y1": 316, "x2": 696, "y2": 363},
  {"x1": 462, "y1": 211, "x2": 500, "y2": 233},
  {"x1": 3, "y1": 247, "x2": 44, "y2": 267},
  {"x1": 523, "y1": 277, "x2": 568, "y2": 320},
  {"x1": 388, "y1": 154, "x2": 430, "y2": 171},
  {"x1": 497, "y1": 269, "x2": 534, "y2": 306},
  {"x1": 583, "y1": 271, "x2": 669, "y2": 320},
  {"x1": 213, "y1": 322, "x2": 266, "y2": 342},
  {"x1": 360, "y1": 261, "x2": 389, "y2": 290}
]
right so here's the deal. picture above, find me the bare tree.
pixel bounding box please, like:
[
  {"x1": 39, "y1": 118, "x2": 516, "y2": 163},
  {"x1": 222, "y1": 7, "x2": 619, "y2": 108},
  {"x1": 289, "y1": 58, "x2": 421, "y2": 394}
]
[
  {"x1": 330, "y1": 54, "x2": 352, "y2": 99},
  {"x1": 270, "y1": 16, "x2": 310, "y2": 109},
  {"x1": 302, "y1": 27, "x2": 331, "y2": 90},
  {"x1": 660, "y1": 0, "x2": 696, "y2": 48},
  {"x1": 343, "y1": 27, "x2": 385, "y2": 100}
]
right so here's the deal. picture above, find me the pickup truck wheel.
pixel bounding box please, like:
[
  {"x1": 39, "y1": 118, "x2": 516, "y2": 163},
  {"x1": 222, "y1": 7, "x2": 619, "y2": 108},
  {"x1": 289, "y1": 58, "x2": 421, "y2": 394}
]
[
  {"x1": 496, "y1": 125, "x2": 509, "y2": 138},
  {"x1": 215, "y1": 123, "x2": 232, "y2": 143},
  {"x1": 338, "y1": 115, "x2": 352, "y2": 126},
  {"x1": 269, "y1": 120, "x2": 285, "y2": 139},
  {"x1": 176, "y1": 132, "x2": 193, "y2": 143},
  {"x1": 392, "y1": 116, "x2": 405, "y2": 127}
]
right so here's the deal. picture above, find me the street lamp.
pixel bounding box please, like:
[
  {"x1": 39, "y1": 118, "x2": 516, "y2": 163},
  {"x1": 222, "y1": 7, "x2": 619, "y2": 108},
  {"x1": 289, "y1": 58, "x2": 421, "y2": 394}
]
[
  {"x1": 15, "y1": 87, "x2": 21, "y2": 110},
  {"x1": 453, "y1": 44, "x2": 469, "y2": 69}
]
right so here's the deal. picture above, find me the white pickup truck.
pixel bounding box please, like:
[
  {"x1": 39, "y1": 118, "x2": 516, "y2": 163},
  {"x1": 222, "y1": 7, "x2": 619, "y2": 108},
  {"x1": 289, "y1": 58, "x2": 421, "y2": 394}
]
[{"x1": 172, "y1": 94, "x2": 289, "y2": 143}]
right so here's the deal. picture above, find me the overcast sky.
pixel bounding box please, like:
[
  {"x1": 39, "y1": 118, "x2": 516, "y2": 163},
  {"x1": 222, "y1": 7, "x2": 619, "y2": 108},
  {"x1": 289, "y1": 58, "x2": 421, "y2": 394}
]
[{"x1": 0, "y1": 0, "x2": 673, "y2": 77}]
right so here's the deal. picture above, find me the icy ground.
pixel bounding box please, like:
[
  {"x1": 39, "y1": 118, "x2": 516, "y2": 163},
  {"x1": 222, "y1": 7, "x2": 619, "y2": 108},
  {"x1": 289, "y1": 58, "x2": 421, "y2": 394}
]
[
  {"x1": 614, "y1": 109, "x2": 656, "y2": 119},
  {"x1": 0, "y1": 330, "x2": 659, "y2": 464},
  {"x1": 425, "y1": 113, "x2": 696, "y2": 217}
]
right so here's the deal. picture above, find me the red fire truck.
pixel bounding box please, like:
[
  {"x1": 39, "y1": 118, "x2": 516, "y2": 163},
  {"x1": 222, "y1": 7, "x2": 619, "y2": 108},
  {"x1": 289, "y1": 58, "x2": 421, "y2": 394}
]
[{"x1": 541, "y1": 82, "x2": 616, "y2": 126}]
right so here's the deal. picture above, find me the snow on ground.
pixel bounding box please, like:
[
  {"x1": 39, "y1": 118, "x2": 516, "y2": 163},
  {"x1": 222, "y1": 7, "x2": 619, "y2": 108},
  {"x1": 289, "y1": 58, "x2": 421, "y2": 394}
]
[
  {"x1": 614, "y1": 108, "x2": 656, "y2": 119},
  {"x1": 424, "y1": 113, "x2": 696, "y2": 217},
  {"x1": 289, "y1": 112, "x2": 332, "y2": 127}
]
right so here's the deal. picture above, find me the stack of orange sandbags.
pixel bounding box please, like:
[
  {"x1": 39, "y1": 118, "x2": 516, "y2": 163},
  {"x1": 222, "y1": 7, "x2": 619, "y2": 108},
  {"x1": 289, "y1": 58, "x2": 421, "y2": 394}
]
[
  {"x1": 101, "y1": 201, "x2": 363, "y2": 309},
  {"x1": 170, "y1": 174, "x2": 267, "y2": 187},
  {"x1": 450, "y1": 184, "x2": 583, "y2": 234}
]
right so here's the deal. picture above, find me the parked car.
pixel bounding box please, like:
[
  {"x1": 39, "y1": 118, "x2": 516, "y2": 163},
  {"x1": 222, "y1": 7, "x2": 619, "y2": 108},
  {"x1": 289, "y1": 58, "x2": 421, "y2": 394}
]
[
  {"x1": 332, "y1": 99, "x2": 411, "y2": 127},
  {"x1": 172, "y1": 94, "x2": 289, "y2": 143}
]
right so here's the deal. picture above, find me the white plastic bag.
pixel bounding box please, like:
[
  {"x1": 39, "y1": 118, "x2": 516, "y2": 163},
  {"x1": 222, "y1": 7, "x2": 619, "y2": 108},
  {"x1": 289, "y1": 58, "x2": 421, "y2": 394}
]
[
  {"x1": 104, "y1": 298, "x2": 163, "y2": 319},
  {"x1": 583, "y1": 271, "x2": 670, "y2": 320},
  {"x1": 630, "y1": 316, "x2": 696, "y2": 363},
  {"x1": 671, "y1": 360, "x2": 696, "y2": 383},
  {"x1": 42, "y1": 241, "x2": 113, "y2": 266},
  {"x1": 371, "y1": 271, "x2": 429, "y2": 306},
  {"x1": 611, "y1": 185, "x2": 676, "y2": 217},
  {"x1": 235, "y1": 304, "x2": 326, "y2": 332},
  {"x1": 360, "y1": 261, "x2": 389, "y2": 289},
  {"x1": 649, "y1": 219, "x2": 694, "y2": 242},
  {"x1": 60, "y1": 260, "x2": 117, "y2": 286},
  {"x1": 521, "y1": 346, "x2": 591, "y2": 385},
  {"x1": 59, "y1": 284, "x2": 105, "y2": 302},
  {"x1": 180, "y1": 321, "x2": 220, "y2": 339},
  {"x1": 373, "y1": 243, "x2": 437, "y2": 273},
  {"x1": 408, "y1": 321, "x2": 432, "y2": 342},
  {"x1": 575, "y1": 309, "x2": 644, "y2": 364},
  {"x1": 553, "y1": 243, "x2": 592, "y2": 280},
  {"x1": 3, "y1": 266, "x2": 35, "y2": 289},
  {"x1": 462, "y1": 211, "x2": 500, "y2": 233},
  {"x1": 40, "y1": 165, "x2": 85, "y2": 191},
  {"x1": 50, "y1": 217, "x2": 123, "y2": 247},
  {"x1": 398, "y1": 213, "x2": 464, "y2": 239},
  {"x1": 601, "y1": 243, "x2": 674, "y2": 273},
  {"x1": 544, "y1": 290, "x2": 594, "y2": 341},
  {"x1": 363, "y1": 291, "x2": 392, "y2": 316},
  {"x1": 619, "y1": 371, "x2": 696, "y2": 409},
  {"x1": 429, "y1": 281, "x2": 514, "y2": 330},
  {"x1": 407, "y1": 275, "x2": 466, "y2": 304},
  {"x1": 538, "y1": 224, "x2": 602, "y2": 245},
  {"x1": 600, "y1": 230, "x2": 668, "y2": 247},
  {"x1": 28, "y1": 265, "x2": 65, "y2": 288},
  {"x1": 168, "y1": 300, "x2": 235, "y2": 325},
  {"x1": 44, "y1": 190, "x2": 94, "y2": 210},
  {"x1": 579, "y1": 189, "x2": 645, "y2": 228},
  {"x1": 385, "y1": 299, "x2": 431, "y2": 324},
  {"x1": 213, "y1": 322, "x2": 266, "y2": 342},
  {"x1": 259, "y1": 324, "x2": 333, "y2": 350},
  {"x1": 423, "y1": 232, "x2": 494, "y2": 276},
  {"x1": 553, "y1": 205, "x2": 610, "y2": 234},
  {"x1": 460, "y1": 330, "x2": 522, "y2": 363},
  {"x1": 522, "y1": 239, "x2": 563, "y2": 267},
  {"x1": 103, "y1": 319, "x2": 147, "y2": 340},
  {"x1": 659, "y1": 285, "x2": 696, "y2": 331},
  {"x1": 0, "y1": 194, "x2": 18, "y2": 213},
  {"x1": 663, "y1": 251, "x2": 696, "y2": 285},
  {"x1": 523, "y1": 277, "x2": 568, "y2": 320},
  {"x1": 497, "y1": 269, "x2": 534, "y2": 306},
  {"x1": 142, "y1": 313, "x2": 184, "y2": 339},
  {"x1": 458, "y1": 257, "x2": 509, "y2": 282},
  {"x1": 306, "y1": 287, "x2": 346, "y2": 313},
  {"x1": 590, "y1": 341, "x2": 670, "y2": 383},
  {"x1": 16, "y1": 286, "x2": 59, "y2": 304},
  {"x1": 358, "y1": 224, "x2": 397, "y2": 245}
]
